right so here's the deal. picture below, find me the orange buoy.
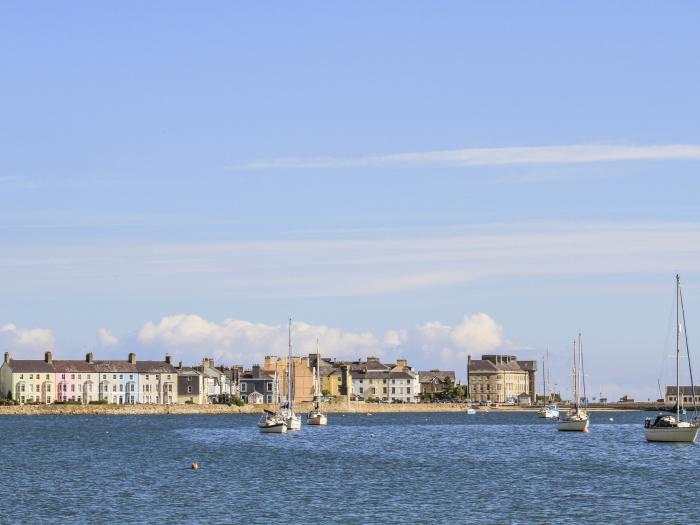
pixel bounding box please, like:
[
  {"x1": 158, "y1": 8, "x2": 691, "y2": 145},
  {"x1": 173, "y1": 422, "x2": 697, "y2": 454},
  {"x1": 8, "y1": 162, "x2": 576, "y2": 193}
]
[{"x1": 191, "y1": 462, "x2": 199, "y2": 470}]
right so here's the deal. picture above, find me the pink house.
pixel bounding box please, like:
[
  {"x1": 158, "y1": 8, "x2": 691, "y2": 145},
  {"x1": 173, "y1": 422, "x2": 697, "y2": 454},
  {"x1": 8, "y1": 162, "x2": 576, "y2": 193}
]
[{"x1": 53, "y1": 353, "x2": 99, "y2": 404}]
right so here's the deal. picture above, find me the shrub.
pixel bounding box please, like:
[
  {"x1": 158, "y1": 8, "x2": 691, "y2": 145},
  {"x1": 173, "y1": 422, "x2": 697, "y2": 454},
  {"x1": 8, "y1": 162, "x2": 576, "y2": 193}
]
[
  {"x1": 229, "y1": 396, "x2": 245, "y2": 407},
  {"x1": 89, "y1": 399, "x2": 109, "y2": 405}
]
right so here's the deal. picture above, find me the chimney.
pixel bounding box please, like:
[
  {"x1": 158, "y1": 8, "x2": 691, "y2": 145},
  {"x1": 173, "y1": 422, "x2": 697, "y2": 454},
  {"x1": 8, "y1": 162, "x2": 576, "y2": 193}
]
[
  {"x1": 45, "y1": 351, "x2": 53, "y2": 364},
  {"x1": 128, "y1": 352, "x2": 136, "y2": 364},
  {"x1": 86, "y1": 352, "x2": 93, "y2": 364},
  {"x1": 4, "y1": 352, "x2": 9, "y2": 364},
  {"x1": 165, "y1": 354, "x2": 172, "y2": 365},
  {"x1": 178, "y1": 361, "x2": 183, "y2": 369},
  {"x1": 252, "y1": 364, "x2": 260, "y2": 377}
]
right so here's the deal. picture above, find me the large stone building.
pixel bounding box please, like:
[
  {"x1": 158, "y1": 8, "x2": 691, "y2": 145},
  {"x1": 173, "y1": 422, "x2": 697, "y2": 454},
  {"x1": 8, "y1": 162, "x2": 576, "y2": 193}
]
[
  {"x1": 467, "y1": 355, "x2": 536, "y2": 404},
  {"x1": 418, "y1": 370, "x2": 457, "y2": 397}
]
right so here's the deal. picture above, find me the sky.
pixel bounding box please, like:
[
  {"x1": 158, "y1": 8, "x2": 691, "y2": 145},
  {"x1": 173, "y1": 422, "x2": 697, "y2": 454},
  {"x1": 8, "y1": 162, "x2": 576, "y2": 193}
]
[{"x1": 2, "y1": 1, "x2": 700, "y2": 400}]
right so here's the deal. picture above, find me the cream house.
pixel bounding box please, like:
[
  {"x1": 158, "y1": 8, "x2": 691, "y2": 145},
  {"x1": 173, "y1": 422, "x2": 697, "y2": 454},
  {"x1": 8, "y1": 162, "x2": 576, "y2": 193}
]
[{"x1": 0, "y1": 351, "x2": 56, "y2": 404}]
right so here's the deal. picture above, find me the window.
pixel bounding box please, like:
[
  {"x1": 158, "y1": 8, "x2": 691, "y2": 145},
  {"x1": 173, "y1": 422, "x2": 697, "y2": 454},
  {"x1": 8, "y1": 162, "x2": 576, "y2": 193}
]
[
  {"x1": 130, "y1": 375, "x2": 133, "y2": 380},
  {"x1": 187, "y1": 386, "x2": 192, "y2": 393},
  {"x1": 71, "y1": 385, "x2": 75, "y2": 392},
  {"x1": 46, "y1": 374, "x2": 49, "y2": 380},
  {"x1": 241, "y1": 383, "x2": 247, "y2": 392},
  {"x1": 47, "y1": 385, "x2": 51, "y2": 392},
  {"x1": 71, "y1": 374, "x2": 75, "y2": 380},
  {"x1": 407, "y1": 388, "x2": 411, "y2": 394},
  {"x1": 359, "y1": 379, "x2": 363, "y2": 384},
  {"x1": 29, "y1": 374, "x2": 33, "y2": 380},
  {"x1": 112, "y1": 375, "x2": 116, "y2": 380},
  {"x1": 359, "y1": 387, "x2": 363, "y2": 394},
  {"x1": 167, "y1": 375, "x2": 171, "y2": 380},
  {"x1": 61, "y1": 374, "x2": 65, "y2": 379},
  {"x1": 383, "y1": 387, "x2": 387, "y2": 394},
  {"x1": 391, "y1": 387, "x2": 396, "y2": 394},
  {"x1": 146, "y1": 375, "x2": 150, "y2": 380},
  {"x1": 119, "y1": 375, "x2": 123, "y2": 380},
  {"x1": 266, "y1": 383, "x2": 272, "y2": 392},
  {"x1": 392, "y1": 379, "x2": 395, "y2": 384},
  {"x1": 130, "y1": 384, "x2": 134, "y2": 392},
  {"x1": 36, "y1": 385, "x2": 40, "y2": 392},
  {"x1": 20, "y1": 374, "x2": 23, "y2": 380},
  {"x1": 103, "y1": 375, "x2": 106, "y2": 380},
  {"x1": 62, "y1": 384, "x2": 67, "y2": 392},
  {"x1": 187, "y1": 376, "x2": 191, "y2": 382},
  {"x1": 113, "y1": 385, "x2": 117, "y2": 392}
]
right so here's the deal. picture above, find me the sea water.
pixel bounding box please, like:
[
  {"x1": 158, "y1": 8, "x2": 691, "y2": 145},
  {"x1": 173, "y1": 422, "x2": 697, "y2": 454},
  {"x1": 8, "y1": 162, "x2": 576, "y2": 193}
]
[{"x1": 0, "y1": 411, "x2": 697, "y2": 524}]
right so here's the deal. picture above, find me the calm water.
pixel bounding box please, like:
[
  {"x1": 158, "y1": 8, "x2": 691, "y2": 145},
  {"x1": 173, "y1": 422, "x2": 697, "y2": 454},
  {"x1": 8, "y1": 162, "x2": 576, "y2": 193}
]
[{"x1": 1, "y1": 411, "x2": 698, "y2": 524}]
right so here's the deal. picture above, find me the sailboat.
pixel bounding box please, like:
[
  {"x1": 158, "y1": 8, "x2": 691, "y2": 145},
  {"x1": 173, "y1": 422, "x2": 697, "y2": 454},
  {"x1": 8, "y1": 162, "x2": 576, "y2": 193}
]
[
  {"x1": 258, "y1": 372, "x2": 287, "y2": 433},
  {"x1": 538, "y1": 352, "x2": 559, "y2": 419},
  {"x1": 306, "y1": 339, "x2": 328, "y2": 426},
  {"x1": 557, "y1": 334, "x2": 589, "y2": 432},
  {"x1": 280, "y1": 318, "x2": 302, "y2": 431},
  {"x1": 644, "y1": 275, "x2": 700, "y2": 443}
]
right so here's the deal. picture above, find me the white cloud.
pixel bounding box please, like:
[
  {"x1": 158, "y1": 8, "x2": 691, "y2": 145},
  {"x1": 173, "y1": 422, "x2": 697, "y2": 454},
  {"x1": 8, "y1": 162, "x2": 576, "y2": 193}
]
[
  {"x1": 136, "y1": 314, "x2": 388, "y2": 365},
  {"x1": 0, "y1": 323, "x2": 55, "y2": 358},
  {"x1": 227, "y1": 143, "x2": 700, "y2": 171},
  {"x1": 414, "y1": 314, "x2": 506, "y2": 370},
  {"x1": 97, "y1": 328, "x2": 119, "y2": 346}
]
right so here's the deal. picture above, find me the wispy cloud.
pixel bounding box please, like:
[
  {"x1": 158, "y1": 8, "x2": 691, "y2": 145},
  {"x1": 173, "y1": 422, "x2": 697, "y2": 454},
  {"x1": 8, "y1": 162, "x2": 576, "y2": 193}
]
[{"x1": 227, "y1": 143, "x2": 700, "y2": 171}]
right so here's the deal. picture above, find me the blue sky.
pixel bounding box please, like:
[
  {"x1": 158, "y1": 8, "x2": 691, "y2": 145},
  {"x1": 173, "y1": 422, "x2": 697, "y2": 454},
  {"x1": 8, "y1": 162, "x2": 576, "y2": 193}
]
[{"x1": 2, "y1": 1, "x2": 700, "y2": 400}]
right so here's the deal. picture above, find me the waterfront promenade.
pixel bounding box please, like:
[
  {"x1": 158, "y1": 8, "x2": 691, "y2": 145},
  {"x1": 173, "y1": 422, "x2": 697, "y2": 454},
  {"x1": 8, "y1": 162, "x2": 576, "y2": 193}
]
[{"x1": 0, "y1": 401, "x2": 660, "y2": 416}]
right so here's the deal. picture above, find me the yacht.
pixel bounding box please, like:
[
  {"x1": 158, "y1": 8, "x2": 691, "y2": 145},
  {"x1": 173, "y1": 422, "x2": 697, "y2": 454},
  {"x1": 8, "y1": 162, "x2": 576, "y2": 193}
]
[
  {"x1": 307, "y1": 339, "x2": 328, "y2": 425},
  {"x1": 280, "y1": 318, "x2": 302, "y2": 431},
  {"x1": 557, "y1": 335, "x2": 589, "y2": 432},
  {"x1": 538, "y1": 353, "x2": 559, "y2": 419},
  {"x1": 258, "y1": 372, "x2": 287, "y2": 433},
  {"x1": 644, "y1": 275, "x2": 700, "y2": 443}
]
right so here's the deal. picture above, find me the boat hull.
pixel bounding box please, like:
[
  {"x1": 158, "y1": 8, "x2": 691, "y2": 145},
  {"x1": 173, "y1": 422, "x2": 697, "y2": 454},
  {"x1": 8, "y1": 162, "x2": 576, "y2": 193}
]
[
  {"x1": 306, "y1": 413, "x2": 328, "y2": 425},
  {"x1": 645, "y1": 426, "x2": 699, "y2": 443},
  {"x1": 557, "y1": 418, "x2": 589, "y2": 432},
  {"x1": 258, "y1": 422, "x2": 287, "y2": 433},
  {"x1": 285, "y1": 415, "x2": 302, "y2": 431}
]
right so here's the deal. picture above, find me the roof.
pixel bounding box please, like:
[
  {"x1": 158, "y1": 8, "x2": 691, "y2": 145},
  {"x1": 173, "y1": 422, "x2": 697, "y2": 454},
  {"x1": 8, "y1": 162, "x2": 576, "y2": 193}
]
[
  {"x1": 517, "y1": 360, "x2": 537, "y2": 372},
  {"x1": 351, "y1": 370, "x2": 416, "y2": 380},
  {"x1": 53, "y1": 360, "x2": 98, "y2": 373},
  {"x1": 94, "y1": 361, "x2": 139, "y2": 373},
  {"x1": 7, "y1": 360, "x2": 56, "y2": 373},
  {"x1": 666, "y1": 386, "x2": 700, "y2": 395},
  {"x1": 135, "y1": 361, "x2": 178, "y2": 374},
  {"x1": 418, "y1": 370, "x2": 456, "y2": 383},
  {"x1": 177, "y1": 367, "x2": 201, "y2": 376},
  {"x1": 468, "y1": 360, "x2": 526, "y2": 373}
]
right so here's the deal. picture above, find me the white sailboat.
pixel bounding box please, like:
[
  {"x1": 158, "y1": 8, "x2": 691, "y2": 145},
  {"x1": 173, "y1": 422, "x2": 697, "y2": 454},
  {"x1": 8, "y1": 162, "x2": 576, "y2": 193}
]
[
  {"x1": 538, "y1": 352, "x2": 559, "y2": 419},
  {"x1": 644, "y1": 275, "x2": 699, "y2": 443},
  {"x1": 306, "y1": 339, "x2": 328, "y2": 426},
  {"x1": 258, "y1": 372, "x2": 287, "y2": 433},
  {"x1": 557, "y1": 335, "x2": 589, "y2": 432},
  {"x1": 281, "y1": 318, "x2": 302, "y2": 431}
]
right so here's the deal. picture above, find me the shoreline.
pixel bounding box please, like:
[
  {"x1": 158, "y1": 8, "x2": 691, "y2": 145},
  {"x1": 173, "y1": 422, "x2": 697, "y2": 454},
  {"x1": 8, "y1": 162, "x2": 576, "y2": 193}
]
[{"x1": 0, "y1": 402, "x2": 654, "y2": 416}]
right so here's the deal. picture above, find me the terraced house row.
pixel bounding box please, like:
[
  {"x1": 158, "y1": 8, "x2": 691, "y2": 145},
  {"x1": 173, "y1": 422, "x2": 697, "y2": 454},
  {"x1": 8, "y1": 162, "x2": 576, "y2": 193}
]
[{"x1": 1, "y1": 351, "x2": 178, "y2": 405}]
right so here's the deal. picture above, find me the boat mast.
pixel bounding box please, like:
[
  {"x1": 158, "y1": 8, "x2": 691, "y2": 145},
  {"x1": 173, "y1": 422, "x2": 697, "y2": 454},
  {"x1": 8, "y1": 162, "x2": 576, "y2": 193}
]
[
  {"x1": 573, "y1": 339, "x2": 579, "y2": 410},
  {"x1": 315, "y1": 338, "x2": 321, "y2": 409},
  {"x1": 578, "y1": 332, "x2": 587, "y2": 407},
  {"x1": 542, "y1": 356, "x2": 545, "y2": 405},
  {"x1": 676, "y1": 274, "x2": 681, "y2": 422},
  {"x1": 679, "y1": 277, "x2": 698, "y2": 416},
  {"x1": 288, "y1": 317, "x2": 293, "y2": 412}
]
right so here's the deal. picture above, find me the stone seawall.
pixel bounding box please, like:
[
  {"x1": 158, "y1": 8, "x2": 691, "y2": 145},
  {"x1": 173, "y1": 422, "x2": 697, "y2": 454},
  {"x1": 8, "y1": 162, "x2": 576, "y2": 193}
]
[{"x1": 0, "y1": 402, "x2": 649, "y2": 416}]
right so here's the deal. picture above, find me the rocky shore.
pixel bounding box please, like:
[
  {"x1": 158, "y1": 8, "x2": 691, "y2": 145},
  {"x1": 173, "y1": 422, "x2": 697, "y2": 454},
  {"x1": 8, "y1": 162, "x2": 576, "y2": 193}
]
[{"x1": 0, "y1": 402, "x2": 649, "y2": 416}]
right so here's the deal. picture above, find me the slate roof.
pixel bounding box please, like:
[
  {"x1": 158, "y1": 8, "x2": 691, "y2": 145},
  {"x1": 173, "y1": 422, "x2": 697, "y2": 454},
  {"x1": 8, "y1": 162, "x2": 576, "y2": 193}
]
[
  {"x1": 418, "y1": 370, "x2": 456, "y2": 383},
  {"x1": 7, "y1": 360, "x2": 55, "y2": 373},
  {"x1": 135, "y1": 361, "x2": 178, "y2": 374},
  {"x1": 177, "y1": 367, "x2": 201, "y2": 376},
  {"x1": 53, "y1": 360, "x2": 98, "y2": 373},
  {"x1": 468, "y1": 360, "x2": 525, "y2": 373},
  {"x1": 94, "y1": 361, "x2": 138, "y2": 373},
  {"x1": 351, "y1": 370, "x2": 416, "y2": 380},
  {"x1": 666, "y1": 386, "x2": 700, "y2": 396}
]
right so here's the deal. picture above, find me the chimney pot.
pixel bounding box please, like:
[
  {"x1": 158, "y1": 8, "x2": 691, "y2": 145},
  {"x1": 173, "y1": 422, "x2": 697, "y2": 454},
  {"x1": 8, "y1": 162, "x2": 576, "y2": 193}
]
[
  {"x1": 86, "y1": 352, "x2": 93, "y2": 364},
  {"x1": 165, "y1": 354, "x2": 172, "y2": 365},
  {"x1": 3, "y1": 352, "x2": 9, "y2": 364},
  {"x1": 45, "y1": 351, "x2": 53, "y2": 364},
  {"x1": 128, "y1": 352, "x2": 136, "y2": 364}
]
